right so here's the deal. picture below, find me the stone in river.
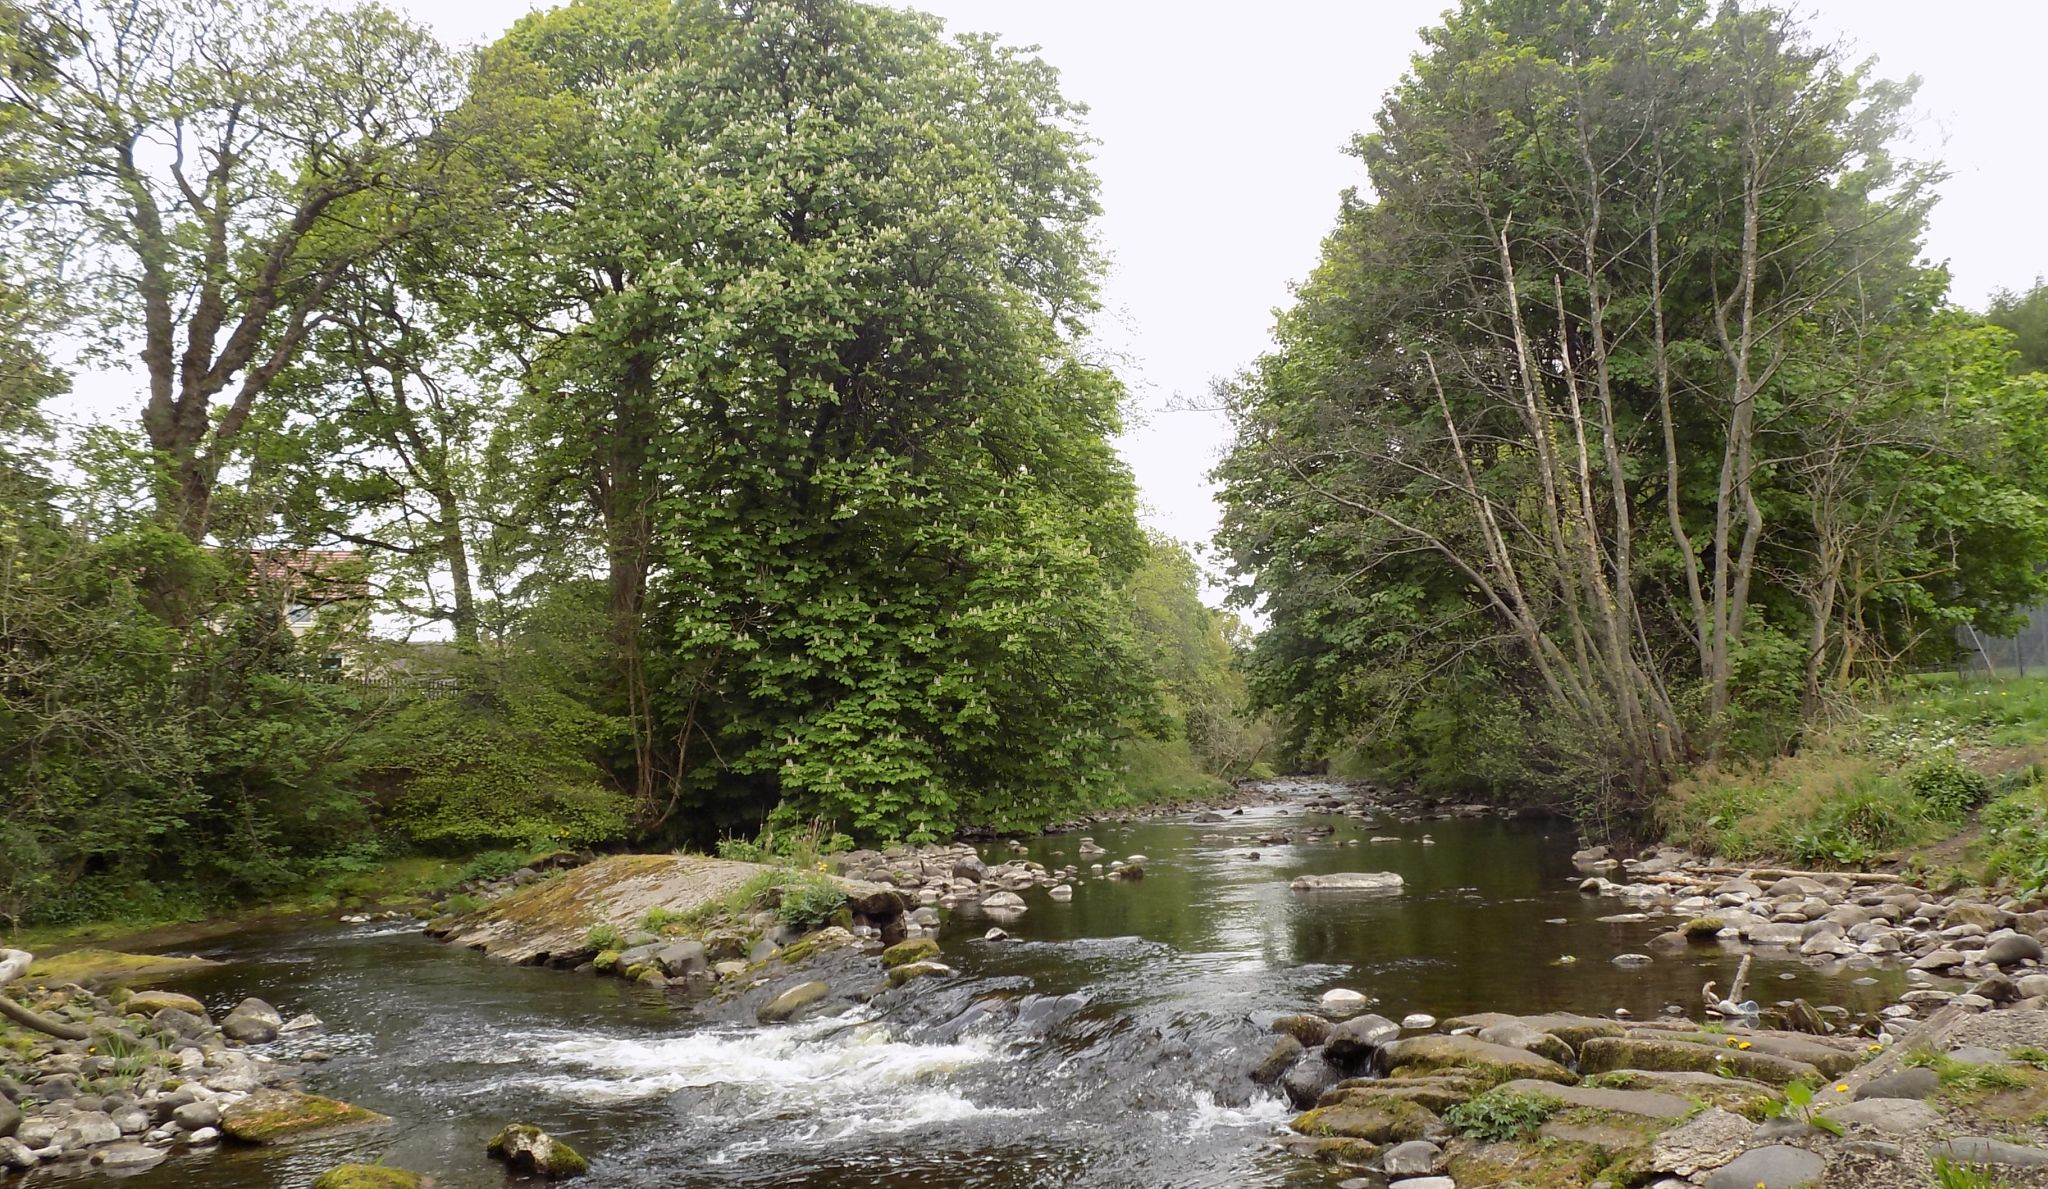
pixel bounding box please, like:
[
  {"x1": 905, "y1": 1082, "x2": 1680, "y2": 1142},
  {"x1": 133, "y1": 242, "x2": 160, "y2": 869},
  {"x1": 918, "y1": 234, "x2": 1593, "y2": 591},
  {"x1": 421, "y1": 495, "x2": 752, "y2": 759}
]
[
  {"x1": 220, "y1": 997, "x2": 282, "y2": 1043},
  {"x1": 487, "y1": 1123, "x2": 589, "y2": 1179},
  {"x1": 980, "y1": 891, "x2": 1026, "y2": 911},
  {"x1": 1291, "y1": 872, "x2": 1403, "y2": 892},
  {"x1": 1986, "y1": 933, "x2": 2045, "y2": 966},
  {"x1": 757, "y1": 980, "x2": 830, "y2": 1024},
  {"x1": 1381, "y1": 1138, "x2": 1440, "y2": 1175},
  {"x1": 1400, "y1": 1013, "x2": 1436, "y2": 1030},
  {"x1": 1320, "y1": 988, "x2": 1371, "y2": 1014}
]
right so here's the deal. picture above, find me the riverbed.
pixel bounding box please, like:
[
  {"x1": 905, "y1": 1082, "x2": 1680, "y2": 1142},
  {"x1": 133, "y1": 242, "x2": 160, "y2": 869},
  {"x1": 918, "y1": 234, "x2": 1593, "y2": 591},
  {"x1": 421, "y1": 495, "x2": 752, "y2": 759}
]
[{"x1": 46, "y1": 785, "x2": 1908, "y2": 1187}]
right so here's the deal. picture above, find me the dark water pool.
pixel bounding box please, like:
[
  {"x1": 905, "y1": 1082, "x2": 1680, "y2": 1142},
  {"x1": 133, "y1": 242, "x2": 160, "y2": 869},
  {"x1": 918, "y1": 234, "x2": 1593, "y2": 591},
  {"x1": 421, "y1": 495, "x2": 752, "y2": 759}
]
[{"x1": 52, "y1": 785, "x2": 1906, "y2": 1187}]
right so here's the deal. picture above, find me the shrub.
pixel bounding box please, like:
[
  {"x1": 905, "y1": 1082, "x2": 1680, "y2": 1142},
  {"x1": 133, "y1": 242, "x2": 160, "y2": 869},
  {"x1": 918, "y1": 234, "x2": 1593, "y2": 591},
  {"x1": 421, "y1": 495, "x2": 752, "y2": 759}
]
[
  {"x1": 456, "y1": 850, "x2": 531, "y2": 885},
  {"x1": 773, "y1": 874, "x2": 849, "y2": 932},
  {"x1": 1443, "y1": 1088, "x2": 1559, "y2": 1142},
  {"x1": 584, "y1": 924, "x2": 624, "y2": 951},
  {"x1": 1908, "y1": 754, "x2": 1992, "y2": 820}
]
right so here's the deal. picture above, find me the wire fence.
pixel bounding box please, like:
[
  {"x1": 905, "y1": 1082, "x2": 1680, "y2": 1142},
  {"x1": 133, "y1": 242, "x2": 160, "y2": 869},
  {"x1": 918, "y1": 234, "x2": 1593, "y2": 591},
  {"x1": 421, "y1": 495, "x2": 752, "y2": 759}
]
[
  {"x1": 337, "y1": 673, "x2": 463, "y2": 698},
  {"x1": 1951, "y1": 606, "x2": 2048, "y2": 679}
]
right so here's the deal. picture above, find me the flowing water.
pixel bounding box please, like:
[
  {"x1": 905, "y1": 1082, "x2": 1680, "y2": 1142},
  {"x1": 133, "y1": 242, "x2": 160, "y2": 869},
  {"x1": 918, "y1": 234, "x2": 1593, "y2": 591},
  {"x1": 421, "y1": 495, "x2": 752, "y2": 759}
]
[{"x1": 60, "y1": 784, "x2": 1909, "y2": 1187}]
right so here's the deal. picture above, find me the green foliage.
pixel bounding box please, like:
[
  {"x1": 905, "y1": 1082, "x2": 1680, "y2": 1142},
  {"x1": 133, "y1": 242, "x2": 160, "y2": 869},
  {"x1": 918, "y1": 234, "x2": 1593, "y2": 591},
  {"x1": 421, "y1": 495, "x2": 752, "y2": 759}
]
[
  {"x1": 583, "y1": 924, "x2": 623, "y2": 951},
  {"x1": 1126, "y1": 535, "x2": 1272, "y2": 779},
  {"x1": 713, "y1": 819, "x2": 855, "y2": 868},
  {"x1": 477, "y1": 0, "x2": 1158, "y2": 845},
  {"x1": 773, "y1": 875, "x2": 850, "y2": 933},
  {"x1": 1908, "y1": 754, "x2": 1993, "y2": 820},
  {"x1": 453, "y1": 851, "x2": 534, "y2": 885},
  {"x1": 1902, "y1": 1050, "x2": 2031, "y2": 1093},
  {"x1": 1988, "y1": 279, "x2": 2048, "y2": 374},
  {"x1": 1214, "y1": 0, "x2": 2048, "y2": 816},
  {"x1": 639, "y1": 908, "x2": 689, "y2": 934},
  {"x1": 1933, "y1": 1157, "x2": 2015, "y2": 1189},
  {"x1": 1764, "y1": 1081, "x2": 1844, "y2": 1137},
  {"x1": 1442, "y1": 1088, "x2": 1560, "y2": 1142}
]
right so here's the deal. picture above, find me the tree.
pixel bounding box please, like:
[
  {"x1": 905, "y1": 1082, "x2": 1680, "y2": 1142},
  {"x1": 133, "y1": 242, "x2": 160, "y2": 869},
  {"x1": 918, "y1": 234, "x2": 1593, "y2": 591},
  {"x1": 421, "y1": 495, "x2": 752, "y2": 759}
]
[
  {"x1": 1128, "y1": 535, "x2": 1269, "y2": 778},
  {"x1": 1989, "y1": 280, "x2": 2048, "y2": 374},
  {"x1": 475, "y1": 0, "x2": 1153, "y2": 840},
  {"x1": 1217, "y1": 0, "x2": 2048, "y2": 818},
  {"x1": 1, "y1": 0, "x2": 464, "y2": 541}
]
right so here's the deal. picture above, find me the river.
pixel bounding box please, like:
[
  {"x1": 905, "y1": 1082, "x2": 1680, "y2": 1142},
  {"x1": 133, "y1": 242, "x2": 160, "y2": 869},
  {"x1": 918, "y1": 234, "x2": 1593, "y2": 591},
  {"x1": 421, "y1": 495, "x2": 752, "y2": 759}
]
[{"x1": 53, "y1": 784, "x2": 1908, "y2": 1187}]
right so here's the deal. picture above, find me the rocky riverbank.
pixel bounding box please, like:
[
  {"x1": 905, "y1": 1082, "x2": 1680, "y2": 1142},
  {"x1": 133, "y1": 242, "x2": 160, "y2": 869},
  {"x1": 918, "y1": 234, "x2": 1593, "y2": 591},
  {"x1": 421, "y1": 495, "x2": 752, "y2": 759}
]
[
  {"x1": 0, "y1": 976, "x2": 376, "y2": 1176},
  {"x1": 1247, "y1": 829, "x2": 2048, "y2": 1188}
]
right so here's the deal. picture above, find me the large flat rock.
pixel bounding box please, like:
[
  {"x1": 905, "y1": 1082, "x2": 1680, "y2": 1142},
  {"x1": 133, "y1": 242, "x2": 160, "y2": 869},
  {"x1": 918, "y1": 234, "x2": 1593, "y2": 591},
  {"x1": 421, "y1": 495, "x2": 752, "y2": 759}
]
[
  {"x1": 430, "y1": 854, "x2": 901, "y2": 964},
  {"x1": 1290, "y1": 872, "x2": 1403, "y2": 892}
]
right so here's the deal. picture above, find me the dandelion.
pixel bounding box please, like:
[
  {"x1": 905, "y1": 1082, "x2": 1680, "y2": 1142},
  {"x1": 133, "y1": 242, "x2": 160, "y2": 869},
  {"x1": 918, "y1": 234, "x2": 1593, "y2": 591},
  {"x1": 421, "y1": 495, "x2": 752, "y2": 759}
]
[
  {"x1": 1738, "y1": 1041, "x2": 1753, "y2": 1050},
  {"x1": 1834, "y1": 1083, "x2": 1849, "y2": 1093}
]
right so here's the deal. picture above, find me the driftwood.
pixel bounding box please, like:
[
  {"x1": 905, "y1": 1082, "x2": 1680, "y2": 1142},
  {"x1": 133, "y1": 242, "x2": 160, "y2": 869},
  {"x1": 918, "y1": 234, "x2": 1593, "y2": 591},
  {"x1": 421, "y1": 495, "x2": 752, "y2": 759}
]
[{"x1": 0, "y1": 949, "x2": 91, "y2": 1040}]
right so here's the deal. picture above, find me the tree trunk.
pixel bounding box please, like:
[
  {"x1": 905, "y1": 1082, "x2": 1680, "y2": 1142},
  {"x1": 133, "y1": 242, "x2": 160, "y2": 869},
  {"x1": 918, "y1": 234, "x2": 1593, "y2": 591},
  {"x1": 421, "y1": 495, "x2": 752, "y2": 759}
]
[{"x1": 0, "y1": 950, "x2": 91, "y2": 1040}]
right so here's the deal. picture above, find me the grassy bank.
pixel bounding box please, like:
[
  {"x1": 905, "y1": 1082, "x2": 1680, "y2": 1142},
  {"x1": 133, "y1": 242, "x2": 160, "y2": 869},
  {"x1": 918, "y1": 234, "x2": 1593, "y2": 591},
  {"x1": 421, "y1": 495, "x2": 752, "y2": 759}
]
[
  {"x1": 2, "y1": 848, "x2": 562, "y2": 953},
  {"x1": 1659, "y1": 674, "x2": 2048, "y2": 887}
]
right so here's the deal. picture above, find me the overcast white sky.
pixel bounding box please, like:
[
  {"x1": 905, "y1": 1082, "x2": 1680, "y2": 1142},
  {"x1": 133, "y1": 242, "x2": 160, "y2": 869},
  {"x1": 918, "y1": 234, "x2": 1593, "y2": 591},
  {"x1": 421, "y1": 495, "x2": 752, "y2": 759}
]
[{"x1": 57, "y1": 1, "x2": 2048, "y2": 597}]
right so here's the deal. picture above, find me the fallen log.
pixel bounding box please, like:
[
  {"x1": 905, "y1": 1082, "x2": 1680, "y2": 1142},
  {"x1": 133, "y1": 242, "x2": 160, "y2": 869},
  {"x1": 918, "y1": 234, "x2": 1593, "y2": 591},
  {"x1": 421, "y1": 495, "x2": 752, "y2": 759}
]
[{"x1": 0, "y1": 949, "x2": 92, "y2": 1040}]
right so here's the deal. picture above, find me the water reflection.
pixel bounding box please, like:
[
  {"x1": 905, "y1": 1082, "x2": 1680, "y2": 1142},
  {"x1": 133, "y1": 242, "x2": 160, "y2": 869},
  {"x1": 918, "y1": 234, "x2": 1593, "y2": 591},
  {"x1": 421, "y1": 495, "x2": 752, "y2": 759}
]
[{"x1": 57, "y1": 789, "x2": 1905, "y2": 1188}]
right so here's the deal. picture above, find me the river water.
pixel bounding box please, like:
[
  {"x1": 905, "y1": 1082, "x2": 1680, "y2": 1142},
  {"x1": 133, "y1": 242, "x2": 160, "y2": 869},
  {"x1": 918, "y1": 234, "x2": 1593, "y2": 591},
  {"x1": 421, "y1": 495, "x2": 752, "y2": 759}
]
[{"x1": 61, "y1": 785, "x2": 1907, "y2": 1187}]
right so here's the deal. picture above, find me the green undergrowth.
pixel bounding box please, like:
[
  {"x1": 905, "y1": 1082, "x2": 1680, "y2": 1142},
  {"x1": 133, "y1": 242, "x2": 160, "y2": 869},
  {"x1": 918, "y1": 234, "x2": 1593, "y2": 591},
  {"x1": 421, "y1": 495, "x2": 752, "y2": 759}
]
[
  {"x1": 1111, "y1": 738, "x2": 1235, "y2": 806},
  {"x1": 1443, "y1": 1088, "x2": 1561, "y2": 1142},
  {"x1": 6, "y1": 846, "x2": 559, "y2": 951},
  {"x1": 1659, "y1": 675, "x2": 2048, "y2": 870}
]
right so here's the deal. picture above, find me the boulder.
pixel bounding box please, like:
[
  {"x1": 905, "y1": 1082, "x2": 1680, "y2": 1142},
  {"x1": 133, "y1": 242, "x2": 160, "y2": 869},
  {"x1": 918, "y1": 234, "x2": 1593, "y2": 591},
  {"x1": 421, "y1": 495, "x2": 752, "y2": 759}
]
[
  {"x1": 1381, "y1": 1139, "x2": 1441, "y2": 1176},
  {"x1": 487, "y1": 1123, "x2": 589, "y2": 1179},
  {"x1": 1272, "y1": 1014, "x2": 1332, "y2": 1047},
  {"x1": 1291, "y1": 1098, "x2": 1437, "y2": 1143},
  {"x1": 1702, "y1": 1145, "x2": 1826, "y2": 1189},
  {"x1": 652, "y1": 941, "x2": 706, "y2": 977},
  {"x1": 313, "y1": 1165, "x2": 428, "y2": 1189},
  {"x1": 979, "y1": 891, "x2": 1027, "y2": 911},
  {"x1": 885, "y1": 961, "x2": 952, "y2": 987},
  {"x1": 1986, "y1": 933, "x2": 2045, "y2": 966},
  {"x1": 1495, "y1": 1079, "x2": 1690, "y2": 1119},
  {"x1": 172, "y1": 1101, "x2": 222, "y2": 1131},
  {"x1": 0, "y1": 1096, "x2": 15, "y2": 1140},
  {"x1": 1280, "y1": 1048, "x2": 1344, "y2": 1109},
  {"x1": 1856, "y1": 1067, "x2": 1939, "y2": 1100},
  {"x1": 880, "y1": 938, "x2": 940, "y2": 969},
  {"x1": 220, "y1": 1090, "x2": 389, "y2": 1144},
  {"x1": 1932, "y1": 1137, "x2": 2048, "y2": 1167},
  {"x1": 757, "y1": 980, "x2": 831, "y2": 1024},
  {"x1": 1577, "y1": 1037, "x2": 1821, "y2": 1086},
  {"x1": 1377, "y1": 1034, "x2": 1574, "y2": 1084},
  {"x1": 1324, "y1": 1014, "x2": 1401, "y2": 1064},
  {"x1": 1320, "y1": 988, "x2": 1371, "y2": 1014},
  {"x1": 220, "y1": 997, "x2": 282, "y2": 1044},
  {"x1": 1252, "y1": 1035, "x2": 1304, "y2": 1084},
  {"x1": 1822, "y1": 1097, "x2": 1941, "y2": 1134},
  {"x1": 121, "y1": 990, "x2": 207, "y2": 1018},
  {"x1": 1291, "y1": 872, "x2": 1403, "y2": 892}
]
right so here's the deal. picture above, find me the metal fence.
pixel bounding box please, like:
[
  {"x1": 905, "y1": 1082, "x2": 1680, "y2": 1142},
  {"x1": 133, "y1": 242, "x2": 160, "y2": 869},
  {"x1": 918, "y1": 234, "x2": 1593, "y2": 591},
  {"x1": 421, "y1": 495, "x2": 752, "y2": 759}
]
[{"x1": 1955, "y1": 605, "x2": 2048, "y2": 678}]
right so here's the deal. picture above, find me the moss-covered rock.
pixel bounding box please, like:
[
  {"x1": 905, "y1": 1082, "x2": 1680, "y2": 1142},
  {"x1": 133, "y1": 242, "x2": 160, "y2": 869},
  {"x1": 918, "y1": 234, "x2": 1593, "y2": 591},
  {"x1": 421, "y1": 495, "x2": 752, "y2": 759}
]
[
  {"x1": 1682, "y1": 916, "x2": 1726, "y2": 940},
  {"x1": 24, "y1": 949, "x2": 218, "y2": 988},
  {"x1": 1577, "y1": 1037, "x2": 1820, "y2": 1086},
  {"x1": 1318, "y1": 1074, "x2": 1485, "y2": 1114},
  {"x1": 486, "y1": 1123, "x2": 588, "y2": 1179},
  {"x1": 1380, "y1": 1034, "x2": 1576, "y2": 1086},
  {"x1": 1446, "y1": 1137, "x2": 1612, "y2": 1187},
  {"x1": 880, "y1": 938, "x2": 940, "y2": 969},
  {"x1": 757, "y1": 980, "x2": 831, "y2": 1023},
  {"x1": 1581, "y1": 1068, "x2": 1780, "y2": 1119},
  {"x1": 120, "y1": 990, "x2": 208, "y2": 1017},
  {"x1": 591, "y1": 950, "x2": 623, "y2": 975},
  {"x1": 1291, "y1": 1097, "x2": 1438, "y2": 1143},
  {"x1": 885, "y1": 960, "x2": 952, "y2": 987},
  {"x1": 1271, "y1": 1014, "x2": 1332, "y2": 1047},
  {"x1": 220, "y1": 1090, "x2": 390, "y2": 1144},
  {"x1": 311, "y1": 1164, "x2": 428, "y2": 1189}
]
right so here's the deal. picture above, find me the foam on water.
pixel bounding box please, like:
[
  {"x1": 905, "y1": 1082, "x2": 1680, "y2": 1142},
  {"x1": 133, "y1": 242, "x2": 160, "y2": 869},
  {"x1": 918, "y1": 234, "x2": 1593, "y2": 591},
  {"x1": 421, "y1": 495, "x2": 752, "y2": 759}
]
[{"x1": 488, "y1": 1013, "x2": 1009, "y2": 1108}]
